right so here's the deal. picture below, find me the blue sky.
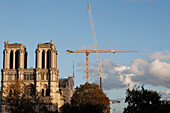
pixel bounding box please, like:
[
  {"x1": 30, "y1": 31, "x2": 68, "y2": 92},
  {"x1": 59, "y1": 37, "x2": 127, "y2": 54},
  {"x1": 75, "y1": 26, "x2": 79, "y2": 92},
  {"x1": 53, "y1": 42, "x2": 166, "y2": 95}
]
[{"x1": 0, "y1": 0, "x2": 170, "y2": 113}]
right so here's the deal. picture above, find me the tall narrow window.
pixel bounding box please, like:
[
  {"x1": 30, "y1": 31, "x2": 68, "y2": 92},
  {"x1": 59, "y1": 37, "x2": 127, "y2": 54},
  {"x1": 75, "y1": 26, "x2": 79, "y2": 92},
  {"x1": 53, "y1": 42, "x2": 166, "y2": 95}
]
[
  {"x1": 24, "y1": 51, "x2": 27, "y2": 69},
  {"x1": 56, "y1": 53, "x2": 57, "y2": 68},
  {"x1": 35, "y1": 52, "x2": 38, "y2": 68},
  {"x1": 30, "y1": 74, "x2": 34, "y2": 80},
  {"x1": 27, "y1": 75, "x2": 29, "y2": 80},
  {"x1": 42, "y1": 50, "x2": 45, "y2": 68},
  {"x1": 15, "y1": 50, "x2": 19, "y2": 69},
  {"x1": 47, "y1": 50, "x2": 50, "y2": 68},
  {"x1": 10, "y1": 51, "x2": 13, "y2": 69},
  {"x1": 46, "y1": 88, "x2": 50, "y2": 96},
  {"x1": 24, "y1": 74, "x2": 26, "y2": 80},
  {"x1": 3, "y1": 51, "x2": 5, "y2": 69}
]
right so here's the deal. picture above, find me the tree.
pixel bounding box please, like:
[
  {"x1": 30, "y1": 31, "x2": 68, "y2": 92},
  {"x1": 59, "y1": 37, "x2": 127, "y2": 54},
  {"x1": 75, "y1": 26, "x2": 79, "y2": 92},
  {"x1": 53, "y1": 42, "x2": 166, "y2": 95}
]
[
  {"x1": 123, "y1": 86, "x2": 161, "y2": 113},
  {"x1": 60, "y1": 83, "x2": 110, "y2": 113},
  {"x1": 59, "y1": 103, "x2": 71, "y2": 113},
  {"x1": 158, "y1": 100, "x2": 170, "y2": 113},
  {"x1": 3, "y1": 79, "x2": 44, "y2": 113}
]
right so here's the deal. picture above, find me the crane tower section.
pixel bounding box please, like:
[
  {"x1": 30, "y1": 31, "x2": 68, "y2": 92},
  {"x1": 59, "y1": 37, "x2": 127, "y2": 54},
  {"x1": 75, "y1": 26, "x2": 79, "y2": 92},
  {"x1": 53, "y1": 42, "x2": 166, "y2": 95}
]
[{"x1": 88, "y1": 3, "x2": 103, "y2": 89}]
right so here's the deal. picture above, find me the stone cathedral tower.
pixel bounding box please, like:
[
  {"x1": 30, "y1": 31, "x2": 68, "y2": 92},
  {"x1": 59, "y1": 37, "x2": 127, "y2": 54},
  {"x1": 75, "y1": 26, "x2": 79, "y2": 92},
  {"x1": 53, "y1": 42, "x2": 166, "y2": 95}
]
[
  {"x1": 35, "y1": 40, "x2": 63, "y2": 109},
  {"x1": 2, "y1": 41, "x2": 28, "y2": 89},
  {"x1": 1, "y1": 41, "x2": 73, "y2": 112},
  {"x1": 3, "y1": 40, "x2": 27, "y2": 70}
]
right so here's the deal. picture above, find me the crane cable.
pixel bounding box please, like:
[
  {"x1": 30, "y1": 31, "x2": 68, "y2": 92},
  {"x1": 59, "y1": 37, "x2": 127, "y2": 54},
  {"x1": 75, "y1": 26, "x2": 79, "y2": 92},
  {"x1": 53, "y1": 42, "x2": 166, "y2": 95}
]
[{"x1": 88, "y1": 3, "x2": 103, "y2": 88}]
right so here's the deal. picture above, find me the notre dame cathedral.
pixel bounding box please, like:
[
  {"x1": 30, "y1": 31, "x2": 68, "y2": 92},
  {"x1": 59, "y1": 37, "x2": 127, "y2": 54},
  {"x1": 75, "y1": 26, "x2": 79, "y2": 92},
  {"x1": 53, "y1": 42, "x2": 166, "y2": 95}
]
[{"x1": 1, "y1": 40, "x2": 74, "y2": 112}]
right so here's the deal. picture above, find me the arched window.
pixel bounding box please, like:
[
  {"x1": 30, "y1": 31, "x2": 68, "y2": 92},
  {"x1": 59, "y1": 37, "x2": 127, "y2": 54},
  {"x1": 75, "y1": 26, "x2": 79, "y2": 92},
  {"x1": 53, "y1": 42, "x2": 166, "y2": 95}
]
[
  {"x1": 15, "y1": 50, "x2": 19, "y2": 69},
  {"x1": 24, "y1": 51, "x2": 27, "y2": 69},
  {"x1": 42, "y1": 89, "x2": 44, "y2": 97},
  {"x1": 46, "y1": 88, "x2": 50, "y2": 96},
  {"x1": 10, "y1": 51, "x2": 13, "y2": 69},
  {"x1": 47, "y1": 50, "x2": 50, "y2": 68},
  {"x1": 42, "y1": 50, "x2": 45, "y2": 69},
  {"x1": 30, "y1": 74, "x2": 34, "y2": 80},
  {"x1": 27, "y1": 75, "x2": 29, "y2": 80}
]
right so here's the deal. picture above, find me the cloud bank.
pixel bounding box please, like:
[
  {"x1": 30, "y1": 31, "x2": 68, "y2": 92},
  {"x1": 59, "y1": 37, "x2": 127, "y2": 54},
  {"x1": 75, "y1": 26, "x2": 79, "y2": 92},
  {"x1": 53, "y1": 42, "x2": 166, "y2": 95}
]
[
  {"x1": 160, "y1": 89, "x2": 170, "y2": 100},
  {"x1": 77, "y1": 51, "x2": 170, "y2": 99},
  {"x1": 130, "y1": 59, "x2": 170, "y2": 88}
]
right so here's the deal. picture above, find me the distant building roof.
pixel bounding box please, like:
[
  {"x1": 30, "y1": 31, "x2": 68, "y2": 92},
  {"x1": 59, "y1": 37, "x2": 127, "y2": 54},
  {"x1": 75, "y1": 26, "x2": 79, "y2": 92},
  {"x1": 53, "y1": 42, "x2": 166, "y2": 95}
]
[{"x1": 59, "y1": 79, "x2": 68, "y2": 88}]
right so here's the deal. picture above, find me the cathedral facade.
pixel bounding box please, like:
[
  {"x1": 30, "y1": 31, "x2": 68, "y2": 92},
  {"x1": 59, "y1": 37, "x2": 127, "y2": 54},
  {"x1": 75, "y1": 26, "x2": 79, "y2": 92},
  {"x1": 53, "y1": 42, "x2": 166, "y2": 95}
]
[{"x1": 1, "y1": 40, "x2": 74, "y2": 112}]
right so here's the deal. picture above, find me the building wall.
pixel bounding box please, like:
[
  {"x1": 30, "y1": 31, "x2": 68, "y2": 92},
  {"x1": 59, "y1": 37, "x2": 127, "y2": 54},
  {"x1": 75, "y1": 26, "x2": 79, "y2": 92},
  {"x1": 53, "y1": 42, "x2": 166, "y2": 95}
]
[{"x1": 59, "y1": 76, "x2": 74, "y2": 103}]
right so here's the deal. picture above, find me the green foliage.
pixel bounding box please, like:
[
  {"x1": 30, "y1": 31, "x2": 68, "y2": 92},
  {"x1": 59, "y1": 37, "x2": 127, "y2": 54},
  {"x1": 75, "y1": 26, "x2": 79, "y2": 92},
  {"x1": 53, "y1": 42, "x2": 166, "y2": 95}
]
[
  {"x1": 123, "y1": 86, "x2": 161, "y2": 113},
  {"x1": 60, "y1": 83, "x2": 110, "y2": 113},
  {"x1": 3, "y1": 79, "x2": 44, "y2": 113}
]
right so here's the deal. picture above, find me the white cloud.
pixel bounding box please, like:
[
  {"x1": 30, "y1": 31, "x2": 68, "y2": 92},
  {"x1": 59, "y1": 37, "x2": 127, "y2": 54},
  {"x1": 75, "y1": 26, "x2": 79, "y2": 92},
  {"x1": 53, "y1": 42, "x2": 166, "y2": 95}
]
[
  {"x1": 149, "y1": 59, "x2": 170, "y2": 79},
  {"x1": 120, "y1": 74, "x2": 136, "y2": 89},
  {"x1": 102, "y1": 58, "x2": 117, "y2": 68},
  {"x1": 130, "y1": 58, "x2": 170, "y2": 80},
  {"x1": 130, "y1": 58, "x2": 149, "y2": 76},
  {"x1": 76, "y1": 51, "x2": 170, "y2": 99},
  {"x1": 148, "y1": 51, "x2": 170, "y2": 61},
  {"x1": 77, "y1": 58, "x2": 135, "y2": 90},
  {"x1": 160, "y1": 89, "x2": 170, "y2": 100},
  {"x1": 130, "y1": 58, "x2": 170, "y2": 89}
]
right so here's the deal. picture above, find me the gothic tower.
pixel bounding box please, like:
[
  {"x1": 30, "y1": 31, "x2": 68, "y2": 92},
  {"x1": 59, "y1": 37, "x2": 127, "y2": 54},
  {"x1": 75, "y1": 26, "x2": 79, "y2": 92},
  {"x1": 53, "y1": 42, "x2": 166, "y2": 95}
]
[
  {"x1": 1, "y1": 41, "x2": 28, "y2": 100},
  {"x1": 35, "y1": 40, "x2": 63, "y2": 109},
  {"x1": 3, "y1": 41, "x2": 27, "y2": 70},
  {"x1": 36, "y1": 40, "x2": 57, "y2": 69}
]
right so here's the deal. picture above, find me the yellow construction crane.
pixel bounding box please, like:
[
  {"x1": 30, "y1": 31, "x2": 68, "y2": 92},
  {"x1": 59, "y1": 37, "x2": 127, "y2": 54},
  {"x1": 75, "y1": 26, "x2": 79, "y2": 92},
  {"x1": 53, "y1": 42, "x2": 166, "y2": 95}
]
[
  {"x1": 66, "y1": 50, "x2": 137, "y2": 84},
  {"x1": 87, "y1": 3, "x2": 138, "y2": 89}
]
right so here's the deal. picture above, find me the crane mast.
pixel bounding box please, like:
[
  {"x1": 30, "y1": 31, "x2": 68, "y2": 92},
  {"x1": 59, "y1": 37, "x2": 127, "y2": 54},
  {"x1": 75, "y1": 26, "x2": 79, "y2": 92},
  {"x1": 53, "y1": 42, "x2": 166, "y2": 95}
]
[{"x1": 88, "y1": 3, "x2": 103, "y2": 89}]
